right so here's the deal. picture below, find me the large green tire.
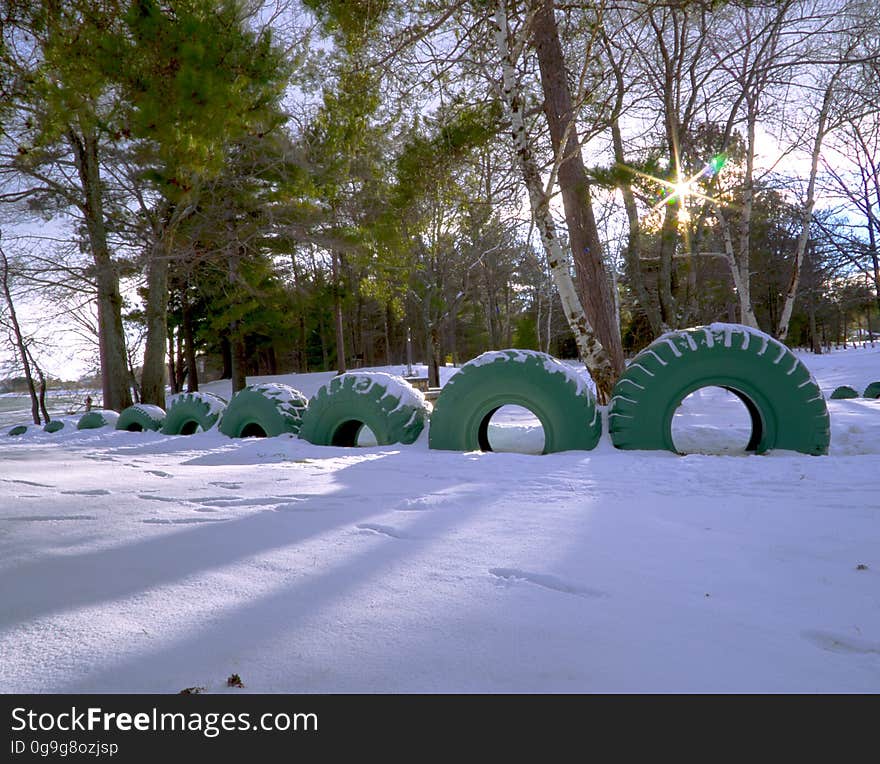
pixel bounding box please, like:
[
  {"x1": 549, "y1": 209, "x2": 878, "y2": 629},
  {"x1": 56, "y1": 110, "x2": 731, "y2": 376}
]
[
  {"x1": 863, "y1": 382, "x2": 880, "y2": 399},
  {"x1": 830, "y1": 385, "x2": 859, "y2": 400},
  {"x1": 609, "y1": 324, "x2": 830, "y2": 455},
  {"x1": 116, "y1": 404, "x2": 166, "y2": 432},
  {"x1": 161, "y1": 392, "x2": 226, "y2": 435},
  {"x1": 299, "y1": 372, "x2": 430, "y2": 446},
  {"x1": 428, "y1": 349, "x2": 601, "y2": 454},
  {"x1": 219, "y1": 383, "x2": 308, "y2": 438},
  {"x1": 77, "y1": 410, "x2": 120, "y2": 430}
]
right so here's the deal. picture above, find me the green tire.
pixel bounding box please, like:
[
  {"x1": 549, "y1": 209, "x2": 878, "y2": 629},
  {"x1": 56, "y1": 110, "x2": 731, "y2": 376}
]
[
  {"x1": 161, "y1": 392, "x2": 226, "y2": 435},
  {"x1": 44, "y1": 420, "x2": 65, "y2": 433},
  {"x1": 116, "y1": 404, "x2": 166, "y2": 432},
  {"x1": 863, "y1": 382, "x2": 880, "y2": 399},
  {"x1": 609, "y1": 324, "x2": 830, "y2": 455},
  {"x1": 218, "y1": 383, "x2": 308, "y2": 438},
  {"x1": 76, "y1": 410, "x2": 120, "y2": 430},
  {"x1": 299, "y1": 372, "x2": 430, "y2": 446},
  {"x1": 8, "y1": 425, "x2": 28, "y2": 437},
  {"x1": 830, "y1": 385, "x2": 859, "y2": 400},
  {"x1": 428, "y1": 349, "x2": 601, "y2": 454}
]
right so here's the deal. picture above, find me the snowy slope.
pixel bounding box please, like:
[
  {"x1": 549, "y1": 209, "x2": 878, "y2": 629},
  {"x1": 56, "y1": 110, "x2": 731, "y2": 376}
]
[{"x1": 1, "y1": 347, "x2": 879, "y2": 693}]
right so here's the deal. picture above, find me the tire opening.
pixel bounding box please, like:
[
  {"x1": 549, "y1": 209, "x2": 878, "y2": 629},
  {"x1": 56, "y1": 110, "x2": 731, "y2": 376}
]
[
  {"x1": 478, "y1": 404, "x2": 546, "y2": 455},
  {"x1": 180, "y1": 420, "x2": 200, "y2": 436},
  {"x1": 240, "y1": 422, "x2": 267, "y2": 438},
  {"x1": 332, "y1": 419, "x2": 364, "y2": 447},
  {"x1": 671, "y1": 386, "x2": 762, "y2": 454},
  {"x1": 126, "y1": 423, "x2": 143, "y2": 432}
]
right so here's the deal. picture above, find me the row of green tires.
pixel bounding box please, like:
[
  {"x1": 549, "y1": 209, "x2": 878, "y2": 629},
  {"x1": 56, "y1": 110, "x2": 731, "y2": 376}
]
[
  {"x1": 5, "y1": 324, "x2": 837, "y2": 455},
  {"x1": 830, "y1": 383, "x2": 880, "y2": 400}
]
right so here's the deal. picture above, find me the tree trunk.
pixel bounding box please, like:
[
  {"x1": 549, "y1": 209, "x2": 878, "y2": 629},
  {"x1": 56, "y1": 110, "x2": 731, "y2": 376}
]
[
  {"x1": 68, "y1": 128, "x2": 132, "y2": 412},
  {"x1": 140, "y1": 239, "x2": 170, "y2": 406},
  {"x1": 332, "y1": 250, "x2": 346, "y2": 374},
  {"x1": 0, "y1": 239, "x2": 41, "y2": 424},
  {"x1": 181, "y1": 284, "x2": 199, "y2": 391},
  {"x1": 492, "y1": 0, "x2": 617, "y2": 402},
  {"x1": 777, "y1": 72, "x2": 840, "y2": 340},
  {"x1": 531, "y1": 0, "x2": 625, "y2": 381}
]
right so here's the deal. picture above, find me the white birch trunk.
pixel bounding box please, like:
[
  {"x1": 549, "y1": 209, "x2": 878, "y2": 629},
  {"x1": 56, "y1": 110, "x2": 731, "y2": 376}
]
[
  {"x1": 777, "y1": 72, "x2": 840, "y2": 340},
  {"x1": 714, "y1": 206, "x2": 760, "y2": 328},
  {"x1": 491, "y1": 0, "x2": 616, "y2": 400}
]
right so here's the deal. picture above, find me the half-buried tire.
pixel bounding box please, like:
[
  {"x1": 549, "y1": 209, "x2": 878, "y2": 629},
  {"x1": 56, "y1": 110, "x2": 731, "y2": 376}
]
[
  {"x1": 428, "y1": 349, "x2": 601, "y2": 454},
  {"x1": 299, "y1": 372, "x2": 430, "y2": 447},
  {"x1": 161, "y1": 392, "x2": 226, "y2": 435},
  {"x1": 609, "y1": 323, "x2": 830, "y2": 455},
  {"x1": 863, "y1": 382, "x2": 880, "y2": 399},
  {"x1": 44, "y1": 420, "x2": 66, "y2": 433},
  {"x1": 77, "y1": 410, "x2": 120, "y2": 430},
  {"x1": 8, "y1": 424, "x2": 28, "y2": 436},
  {"x1": 116, "y1": 404, "x2": 166, "y2": 432},
  {"x1": 219, "y1": 383, "x2": 308, "y2": 438},
  {"x1": 830, "y1": 385, "x2": 859, "y2": 400}
]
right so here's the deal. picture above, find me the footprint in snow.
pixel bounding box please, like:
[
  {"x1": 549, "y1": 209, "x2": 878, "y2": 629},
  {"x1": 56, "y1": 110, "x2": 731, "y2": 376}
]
[
  {"x1": 60, "y1": 489, "x2": 111, "y2": 496},
  {"x1": 802, "y1": 630, "x2": 880, "y2": 656},
  {"x1": 489, "y1": 568, "x2": 607, "y2": 599},
  {"x1": 145, "y1": 470, "x2": 172, "y2": 478},
  {"x1": 3, "y1": 515, "x2": 97, "y2": 522},
  {"x1": 209, "y1": 481, "x2": 243, "y2": 490},
  {"x1": 2, "y1": 478, "x2": 54, "y2": 488},
  {"x1": 356, "y1": 523, "x2": 409, "y2": 540}
]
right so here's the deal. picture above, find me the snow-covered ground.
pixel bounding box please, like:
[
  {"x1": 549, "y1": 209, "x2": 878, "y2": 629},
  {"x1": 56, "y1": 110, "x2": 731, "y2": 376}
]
[{"x1": 1, "y1": 346, "x2": 879, "y2": 693}]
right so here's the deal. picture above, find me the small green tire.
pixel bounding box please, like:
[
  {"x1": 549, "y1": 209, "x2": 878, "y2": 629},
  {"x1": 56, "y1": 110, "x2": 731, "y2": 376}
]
[
  {"x1": 428, "y1": 349, "x2": 601, "y2": 453},
  {"x1": 77, "y1": 410, "x2": 120, "y2": 430},
  {"x1": 299, "y1": 372, "x2": 430, "y2": 446},
  {"x1": 116, "y1": 404, "x2": 166, "y2": 432},
  {"x1": 863, "y1": 382, "x2": 880, "y2": 399},
  {"x1": 44, "y1": 420, "x2": 66, "y2": 433},
  {"x1": 8, "y1": 424, "x2": 28, "y2": 437},
  {"x1": 161, "y1": 392, "x2": 226, "y2": 435},
  {"x1": 830, "y1": 385, "x2": 859, "y2": 400},
  {"x1": 219, "y1": 383, "x2": 308, "y2": 438}
]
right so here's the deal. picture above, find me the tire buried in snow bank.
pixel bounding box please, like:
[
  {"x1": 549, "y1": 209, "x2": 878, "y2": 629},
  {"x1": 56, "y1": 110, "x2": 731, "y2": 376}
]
[
  {"x1": 161, "y1": 392, "x2": 226, "y2": 435},
  {"x1": 44, "y1": 420, "x2": 66, "y2": 433},
  {"x1": 77, "y1": 410, "x2": 120, "y2": 430},
  {"x1": 863, "y1": 382, "x2": 880, "y2": 400},
  {"x1": 219, "y1": 383, "x2": 308, "y2": 438},
  {"x1": 428, "y1": 349, "x2": 601, "y2": 454},
  {"x1": 116, "y1": 404, "x2": 166, "y2": 432},
  {"x1": 8, "y1": 424, "x2": 28, "y2": 436},
  {"x1": 299, "y1": 372, "x2": 430, "y2": 447},
  {"x1": 830, "y1": 385, "x2": 859, "y2": 400},
  {"x1": 609, "y1": 323, "x2": 830, "y2": 455}
]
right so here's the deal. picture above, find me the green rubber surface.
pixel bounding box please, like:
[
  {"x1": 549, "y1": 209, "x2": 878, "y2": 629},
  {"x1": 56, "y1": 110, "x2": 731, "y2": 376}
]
[
  {"x1": 44, "y1": 420, "x2": 65, "y2": 433},
  {"x1": 161, "y1": 392, "x2": 226, "y2": 435},
  {"x1": 428, "y1": 349, "x2": 601, "y2": 454},
  {"x1": 830, "y1": 385, "x2": 859, "y2": 400},
  {"x1": 219, "y1": 384, "x2": 308, "y2": 438},
  {"x1": 76, "y1": 410, "x2": 119, "y2": 430},
  {"x1": 116, "y1": 404, "x2": 166, "y2": 432},
  {"x1": 299, "y1": 372, "x2": 429, "y2": 446},
  {"x1": 609, "y1": 324, "x2": 830, "y2": 455},
  {"x1": 8, "y1": 425, "x2": 28, "y2": 436},
  {"x1": 863, "y1": 382, "x2": 880, "y2": 399}
]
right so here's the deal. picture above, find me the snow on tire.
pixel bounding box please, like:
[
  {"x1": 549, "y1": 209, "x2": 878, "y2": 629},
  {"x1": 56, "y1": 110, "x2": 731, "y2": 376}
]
[
  {"x1": 161, "y1": 392, "x2": 226, "y2": 435},
  {"x1": 116, "y1": 404, "x2": 166, "y2": 432},
  {"x1": 218, "y1": 383, "x2": 308, "y2": 438},
  {"x1": 863, "y1": 382, "x2": 880, "y2": 400},
  {"x1": 299, "y1": 372, "x2": 430, "y2": 446},
  {"x1": 427, "y1": 349, "x2": 601, "y2": 454},
  {"x1": 76, "y1": 410, "x2": 120, "y2": 430},
  {"x1": 830, "y1": 385, "x2": 859, "y2": 400},
  {"x1": 609, "y1": 323, "x2": 830, "y2": 455}
]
